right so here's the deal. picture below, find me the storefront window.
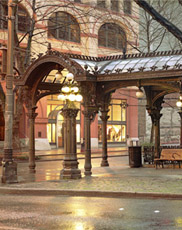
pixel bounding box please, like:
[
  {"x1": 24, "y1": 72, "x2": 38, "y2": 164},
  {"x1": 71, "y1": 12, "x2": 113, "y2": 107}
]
[
  {"x1": 98, "y1": 99, "x2": 127, "y2": 143},
  {"x1": 108, "y1": 99, "x2": 126, "y2": 121},
  {"x1": 47, "y1": 123, "x2": 56, "y2": 143},
  {"x1": 121, "y1": 107, "x2": 126, "y2": 121},
  {"x1": 47, "y1": 95, "x2": 81, "y2": 145},
  {"x1": 107, "y1": 125, "x2": 126, "y2": 142},
  {"x1": 76, "y1": 124, "x2": 80, "y2": 143},
  {"x1": 113, "y1": 104, "x2": 121, "y2": 121},
  {"x1": 47, "y1": 124, "x2": 51, "y2": 142}
]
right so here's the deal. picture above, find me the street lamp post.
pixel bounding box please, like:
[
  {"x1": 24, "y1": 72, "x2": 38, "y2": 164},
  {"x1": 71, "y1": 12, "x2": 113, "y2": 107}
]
[
  {"x1": 1, "y1": 0, "x2": 18, "y2": 183},
  {"x1": 58, "y1": 72, "x2": 82, "y2": 179}
]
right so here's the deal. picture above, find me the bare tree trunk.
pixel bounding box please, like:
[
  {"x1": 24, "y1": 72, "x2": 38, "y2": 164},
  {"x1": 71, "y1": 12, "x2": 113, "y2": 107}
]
[{"x1": 24, "y1": 0, "x2": 36, "y2": 67}]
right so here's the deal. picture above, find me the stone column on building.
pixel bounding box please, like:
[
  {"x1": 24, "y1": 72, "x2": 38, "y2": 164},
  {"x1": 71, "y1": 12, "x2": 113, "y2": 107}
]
[
  {"x1": 26, "y1": 107, "x2": 38, "y2": 173},
  {"x1": 60, "y1": 102, "x2": 81, "y2": 179},
  {"x1": 100, "y1": 109, "x2": 110, "y2": 167},
  {"x1": 118, "y1": 0, "x2": 123, "y2": 11},
  {"x1": 178, "y1": 110, "x2": 182, "y2": 146},
  {"x1": 106, "y1": 0, "x2": 111, "y2": 9}
]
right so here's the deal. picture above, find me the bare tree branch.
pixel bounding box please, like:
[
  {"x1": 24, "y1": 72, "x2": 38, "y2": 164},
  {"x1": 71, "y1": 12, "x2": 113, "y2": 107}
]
[{"x1": 134, "y1": 0, "x2": 182, "y2": 43}]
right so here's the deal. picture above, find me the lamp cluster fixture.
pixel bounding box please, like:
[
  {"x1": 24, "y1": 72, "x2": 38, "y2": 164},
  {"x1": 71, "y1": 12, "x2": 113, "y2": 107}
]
[{"x1": 57, "y1": 72, "x2": 83, "y2": 102}]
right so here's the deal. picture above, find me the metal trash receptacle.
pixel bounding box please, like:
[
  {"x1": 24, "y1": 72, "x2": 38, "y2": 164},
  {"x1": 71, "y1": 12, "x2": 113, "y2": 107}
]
[{"x1": 129, "y1": 146, "x2": 142, "y2": 168}]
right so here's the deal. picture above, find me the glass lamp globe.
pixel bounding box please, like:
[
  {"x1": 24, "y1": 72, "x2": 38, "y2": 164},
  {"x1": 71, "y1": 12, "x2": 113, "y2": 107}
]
[
  {"x1": 71, "y1": 86, "x2": 79, "y2": 93},
  {"x1": 55, "y1": 71, "x2": 62, "y2": 79},
  {"x1": 67, "y1": 73, "x2": 74, "y2": 81},
  {"x1": 62, "y1": 86, "x2": 70, "y2": 93},
  {"x1": 176, "y1": 100, "x2": 182, "y2": 108},
  {"x1": 58, "y1": 94, "x2": 66, "y2": 100},
  {"x1": 68, "y1": 94, "x2": 76, "y2": 101},
  {"x1": 136, "y1": 89, "x2": 144, "y2": 98},
  {"x1": 75, "y1": 94, "x2": 83, "y2": 102}
]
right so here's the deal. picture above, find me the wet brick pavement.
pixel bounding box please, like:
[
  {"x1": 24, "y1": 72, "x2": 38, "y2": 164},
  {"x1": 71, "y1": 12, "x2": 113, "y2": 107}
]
[{"x1": 1, "y1": 150, "x2": 182, "y2": 198}]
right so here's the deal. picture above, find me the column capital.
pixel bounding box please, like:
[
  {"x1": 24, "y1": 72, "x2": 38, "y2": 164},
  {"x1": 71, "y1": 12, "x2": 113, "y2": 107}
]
[
  {"x1": 100, "y1": 110, "x2": 110, "y2": 122},
  {"x1": 61, "y1": 107, "x2": 79, "y2": 119},
  {"x1": 147, "y1": 107, "x2": 162, "y2": 125},
  {"x1": 26, "y1": 107, "x2": 38, "y2": 120},
  {"x1": 82, "y1": 107, "x2": 97, "y2": 121}
]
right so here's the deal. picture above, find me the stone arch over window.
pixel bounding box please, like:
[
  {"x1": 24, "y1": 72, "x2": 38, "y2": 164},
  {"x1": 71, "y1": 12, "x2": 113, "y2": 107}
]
[
  {"x1": 98, "y1": 23, "x2": 126, "y2": 50},
  {"x1": 0, "y1": 2, "x2": 30, "y2": 32},
  {"x1": 48, "y1": 11, "x2": 80, "y2": 43}
]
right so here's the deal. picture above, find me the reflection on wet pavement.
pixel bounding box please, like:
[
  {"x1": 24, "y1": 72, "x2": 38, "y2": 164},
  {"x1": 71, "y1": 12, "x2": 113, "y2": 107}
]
[
  {"x1": 0, "y1": 195, "x2": 182, "y2": 230},
  {"x1": 16, "y1": 156, "x2": 129, "y2": 183}
]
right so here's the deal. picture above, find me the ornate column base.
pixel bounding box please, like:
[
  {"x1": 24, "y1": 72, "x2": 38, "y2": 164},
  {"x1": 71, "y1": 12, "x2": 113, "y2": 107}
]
[
  {"x1": 101, "y1": 159, "x2": 109, "y2": 167},
  {"x1": 1, "y1": 160, "x2": 18, "y2": 184},
  {"x1": 60, "y1": 160, "x2": 81, "y2": 179},
  {"x1": 29, "y1": 165, "x2": 36, "y2": 173},
  {"x1": 84, "y1": 170, "x2": 92, "y2": 176}
]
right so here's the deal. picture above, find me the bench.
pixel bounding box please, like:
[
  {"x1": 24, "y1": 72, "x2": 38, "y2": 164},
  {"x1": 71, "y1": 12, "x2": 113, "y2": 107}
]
[{"x1": 154, "y1": 148, "x2": 182, "y2": 169}]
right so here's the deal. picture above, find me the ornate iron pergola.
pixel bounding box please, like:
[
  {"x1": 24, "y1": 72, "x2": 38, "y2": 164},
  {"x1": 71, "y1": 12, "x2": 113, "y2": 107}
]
[{"x1": 12, "y1": 46, "x2": 182, "y2": 177}]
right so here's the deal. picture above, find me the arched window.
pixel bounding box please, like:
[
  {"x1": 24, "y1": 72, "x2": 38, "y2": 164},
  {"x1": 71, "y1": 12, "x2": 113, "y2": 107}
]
[
  {"x1": 48, "y1": 12, "x2": 80, "y2": 43},
  {"x1": 17, "y1": 5, "x2": 30, "y2": 32},
  {"x1": 98, "y1": 23, "x2": 126, "y2": 50},
  {"x1": 0, "y1": 3, "x2": 30, "y2": 32}
]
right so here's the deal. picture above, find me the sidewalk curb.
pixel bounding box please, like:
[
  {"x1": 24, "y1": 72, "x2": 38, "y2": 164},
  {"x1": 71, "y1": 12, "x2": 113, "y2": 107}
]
[{"x1": 0, "y1": 187, "x2": 182, "y2": 199}]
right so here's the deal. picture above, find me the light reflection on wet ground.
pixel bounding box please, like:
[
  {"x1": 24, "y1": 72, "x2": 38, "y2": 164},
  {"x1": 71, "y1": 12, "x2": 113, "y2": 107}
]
[
  {"x1": 0, "y1": 195, "x2": 182, "y2": 230},
  {"x1": 1, "y1": 155, "x2": 182, "y2": 195},
  {"x1": 16, "y1": 156, "x2": 129, "y2": 183}
]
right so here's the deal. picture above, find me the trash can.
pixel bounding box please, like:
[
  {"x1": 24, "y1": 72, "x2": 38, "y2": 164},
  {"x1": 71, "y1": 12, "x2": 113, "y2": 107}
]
[{"x1": 129, "y1": 146, "x2": 142, "y2": 168}]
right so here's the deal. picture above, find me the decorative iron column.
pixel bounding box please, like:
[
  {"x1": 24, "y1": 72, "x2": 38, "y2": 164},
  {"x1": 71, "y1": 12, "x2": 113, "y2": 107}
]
[
  {"x1": 60, "y1": 102, "x2": 81, "y2": 179},
  {"x1": 82, "y1": 106, "x2": 93, "y2": 176},
  {"x1": 80, "y1": 80, "x2": 98, "y2": 176},
  {"x1": 27, "y1": 107, "x2": 38, "y2": 173},
  {"x1": 153, "y1": 111, "x2": 162, "y2": 158},
  {"x1": 100, "y1": 109, "x2": 109, "y2": 167},
  {"x1": 148, "y1": 106, "x2": 162, "y2": 158},
  {"x1": 1, "y1": 0, "x2": 18, "y2": 184}
]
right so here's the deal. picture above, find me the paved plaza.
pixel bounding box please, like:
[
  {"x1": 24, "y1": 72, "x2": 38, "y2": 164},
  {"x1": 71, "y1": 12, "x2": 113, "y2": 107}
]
[{"x1": 0, "y1": 147, "x2": 182, "y2": 199}]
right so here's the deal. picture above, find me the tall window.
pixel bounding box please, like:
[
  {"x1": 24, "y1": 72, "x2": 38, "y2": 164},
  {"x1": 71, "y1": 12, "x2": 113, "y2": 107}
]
[
  {"x1": 97, "y1": 0, "x2": 106, "y2": 8},
  {"x1": 123, "y1": 0, "x2": 131, "y2": 14},
  {"x1": 111, "y1": 0, "x2": 119, "y2": 12},
  {"x1": 98, "y1": 99, "x2": 127, "y2": 143},
  {"x1": 0, "y1": 3, "x2": 30, "y2": 32},
  {"x1": 17, "y1": 5, "x2": 30, "y2": 32},
  {"x1": 98, "y1": 23, "x2": 126, "y2": 50},
  {"x1": 48, "y1": 12, "x2": 80, "y2": 43}
]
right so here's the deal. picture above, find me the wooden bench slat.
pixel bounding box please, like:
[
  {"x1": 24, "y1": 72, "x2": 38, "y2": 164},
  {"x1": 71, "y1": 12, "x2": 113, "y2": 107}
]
[{"x1": 155, "y1": 148, "x2": 182, "y2": 169}]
